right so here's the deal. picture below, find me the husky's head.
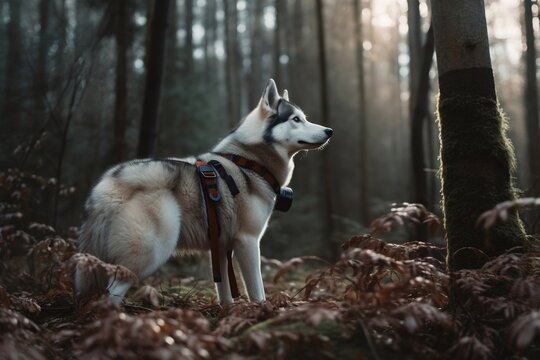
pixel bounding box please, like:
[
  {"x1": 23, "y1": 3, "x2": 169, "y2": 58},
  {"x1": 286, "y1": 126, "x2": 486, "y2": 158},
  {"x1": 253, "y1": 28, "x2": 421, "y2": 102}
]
[{"x1": 234, "y1": 79, "x2": 333, "y2": 157}]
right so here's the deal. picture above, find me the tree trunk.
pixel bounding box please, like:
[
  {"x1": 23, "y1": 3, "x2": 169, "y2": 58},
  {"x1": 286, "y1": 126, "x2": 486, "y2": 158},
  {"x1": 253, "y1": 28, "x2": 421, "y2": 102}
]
[
  {"x1": 137, "y1": 0, "x2": 170, "y2": 158},
  {"x1": 54, "y1": 0, "x2": 67, "y2": 92},
  {"x1": 224, "y1": 0, "x2": 241, "y2": 126},
  {"x1": 161, "y1": 0, "x2": 181, "y2": 154},
  {"x1": 524, "y1": 0, "x2": 540, "y2": 197},
  {"x1": 353, "y1": 0, "x2": 369, "y2": 225},
  {"x1": 204, "y1": 0, "x2": 217, "y2": 83},
  {"x1": 2, "y1": 0, "x2": 23, "y2": 124},
  {"x1": 185, "y1": 0, "x2": 194, "y2": 74},
  {"x1": 249, "y1": 0, "x2": 264, "y2": 108},
  {"x1": 431, "y1": 0, "x2": 527, "y2": 271},
  {"x1": 113, "y1": 0, "x2": 129, "y2": 163},
  {"x1": 411, "y1": 26, "x2": 434, "y2": 242},
  {"x1": 0, "y1": 2, "x2": 4, "y2": 112},
  {"x1": 407, "y1": 0, "x2": 422, "y2": 109},
  {"x1": 274, "y1": 0, "x2": 284, "y2": 86},
  {"x1": 289, "y1": 0, "x2": 304, "y2": 101},
  {"x1": 280, "y1": 0, "x2": 290, "y2": 89},
  {"x1": 36, "y1": 0, "x2": 49, "y2": 113},
  {"x1": 315, "y1": 0, "x2": 336, "y2": 259}
]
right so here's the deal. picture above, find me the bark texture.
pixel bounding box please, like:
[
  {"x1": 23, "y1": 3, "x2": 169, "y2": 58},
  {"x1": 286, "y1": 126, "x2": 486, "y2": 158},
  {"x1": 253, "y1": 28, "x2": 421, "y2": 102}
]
[
  {"x1": 410, "y1": 26, "x2": 434, "y2": 242},
  {"x1": 431, "y1": 0, "x2": 527, "y2": 271},
  {"x1": 353, "y1": 0, "x2": 369, "y2": 225},
  {"x1": 249, "y1": 0, "x2": 264, "y2": 108},
  {"x1": 3, "y1": 0, "x2": 23, "y2": 124},
  {"x1": 137, "y1": 0, "x2": 170, "y2": 158},
  {"x1": 524, "y1": 0, "x2": 540, "y2": 197},
  {"x1": 185, "y1": 0, "x2": 194, "y2": 74},
  {"x1": 113, "y1": 0, "x2": 129, "y2": 163},
  {"x1": 315, "y1": 0, "x2": 336, "y2": 259},
  {"x1": 224, "y1": 0, "x2": 241, "y2": 127}
]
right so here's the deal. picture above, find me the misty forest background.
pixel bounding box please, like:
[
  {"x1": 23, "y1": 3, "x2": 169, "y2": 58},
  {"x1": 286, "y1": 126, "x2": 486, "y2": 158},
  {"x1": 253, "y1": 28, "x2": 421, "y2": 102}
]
[{"x1": 1, "y1": 0, "x2": 539, "y2": 261}]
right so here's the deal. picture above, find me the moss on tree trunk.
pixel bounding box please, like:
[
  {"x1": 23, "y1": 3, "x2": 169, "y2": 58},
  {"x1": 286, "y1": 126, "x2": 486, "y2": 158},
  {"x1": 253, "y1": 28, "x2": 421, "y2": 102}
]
[
  {"x1": 431, "y1": 0, "x2": 527, "y2": 271},
  {"x1": 437, "y1": 89, "x2": 526, "y2": 270}
]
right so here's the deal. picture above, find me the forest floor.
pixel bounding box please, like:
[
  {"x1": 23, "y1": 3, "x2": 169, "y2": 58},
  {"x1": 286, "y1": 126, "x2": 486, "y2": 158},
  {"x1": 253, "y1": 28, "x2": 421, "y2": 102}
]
[{"x1": 1, "y1": 168, "x2": 539, "y2": 359}]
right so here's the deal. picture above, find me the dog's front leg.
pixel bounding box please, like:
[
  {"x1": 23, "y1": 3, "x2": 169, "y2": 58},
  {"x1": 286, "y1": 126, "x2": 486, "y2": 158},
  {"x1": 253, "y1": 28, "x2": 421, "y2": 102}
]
[
  {"x1": 214, "y1": 249, "x2": 234, "y2": 305},
  {"x1": 234, "y1": 235, "x2": 265, "y2": 302}
]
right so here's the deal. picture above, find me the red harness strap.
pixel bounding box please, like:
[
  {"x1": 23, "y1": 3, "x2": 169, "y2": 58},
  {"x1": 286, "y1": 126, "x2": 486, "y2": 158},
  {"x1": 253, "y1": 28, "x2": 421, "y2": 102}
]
[
  {"x1": 213, "y1": 152, "x2": 294, "y2": 212},
  {"x1": 196, "y1": 160, "x2": 239, "y2": 299},
  {"x1": 214, "y1": 153, "x2": 281, "y2": 193}
]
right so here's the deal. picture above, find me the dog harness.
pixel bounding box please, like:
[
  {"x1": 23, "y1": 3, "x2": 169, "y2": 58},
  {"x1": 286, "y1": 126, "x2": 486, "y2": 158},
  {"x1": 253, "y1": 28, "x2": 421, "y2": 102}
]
[
  {"x1": 213, "y1": 152, "x2": 294, "y2": 212},
  {"x1": 196, "y1": 153, "x2": 293, "y2": 299}
]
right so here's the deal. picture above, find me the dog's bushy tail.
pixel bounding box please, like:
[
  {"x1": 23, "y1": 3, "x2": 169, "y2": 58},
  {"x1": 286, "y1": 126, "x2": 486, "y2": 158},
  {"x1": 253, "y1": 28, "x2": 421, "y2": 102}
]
[
  {"x1": 75, "y1": 178, "x2": 119, "y2": 299},
  {"x1": 110, "y1": 160, "x2": 182, "y2": 190},
  {"x1": 75, "y1": 213, "x2": 112, "y2": 300}
]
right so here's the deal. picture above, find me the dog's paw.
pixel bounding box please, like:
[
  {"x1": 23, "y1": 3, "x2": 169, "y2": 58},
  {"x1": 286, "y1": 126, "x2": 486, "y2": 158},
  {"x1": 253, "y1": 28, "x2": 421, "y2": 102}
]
[{"x1": 131, "y1": 285, "x2": 161, "y2": 307}]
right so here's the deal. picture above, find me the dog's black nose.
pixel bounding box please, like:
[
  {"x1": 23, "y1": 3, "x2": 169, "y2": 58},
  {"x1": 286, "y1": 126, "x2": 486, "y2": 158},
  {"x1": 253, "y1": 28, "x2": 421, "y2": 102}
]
[{"x1": 325, "y1": 128, "x2": 334, "y2": 137}]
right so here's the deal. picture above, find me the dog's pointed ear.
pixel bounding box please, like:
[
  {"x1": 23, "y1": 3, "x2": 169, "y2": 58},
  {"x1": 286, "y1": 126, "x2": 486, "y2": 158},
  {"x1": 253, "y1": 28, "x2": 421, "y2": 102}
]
[
  {"x1": 260, "y1": 79, "x2": 279, "y2": 113},
  {"x1": 282, "y1": 89, "x2": 289, "y2": 101}
]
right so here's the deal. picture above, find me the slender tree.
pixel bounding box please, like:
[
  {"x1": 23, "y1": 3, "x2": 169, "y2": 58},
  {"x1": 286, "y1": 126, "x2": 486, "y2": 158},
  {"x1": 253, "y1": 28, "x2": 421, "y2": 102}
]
[
  {"x1": 54, "y1": 0, "x2": 67, "y2": 91},
  {"x1": 204, "y1": 0, "x2": 217, "y2": 82},
  {"x1": 161, "y1": 0, "x2": 182, "y2": 154},
  {"x1": 315, "y1": 0, "x2": 336, "y2": 258},
  {"x1": 524, "y1": 0, "x2": 540, "y2": 197},
  {"x1": 274, "y1": 0, "x2": 285, "y2": 86},
  {"x1": 112, "y1": 0, "x2": 130, "y2": 163},
  {"x1": 185, "y1": 0, "x2": 194, "y2": 74},
  {"x1": 410, "y1": 26, "x2": 434, "y2": 242},
  {"x1": 407, "y1": 0, "x2": 422, "y2": 109},
  {"x1": 0, "y1": 2, "x2": 4, "y2": 113},
  {"x1": 431, "y1": 0, "x2": 527, "y2": 270},
  {"x1": 249, "y1": 0, "x2": 264, "y2": 108},
  {"x1": 2, "y1": 0, "x2": 23, "y2": 124},
  {"x1": 408, "y1": 0, "x2": 429, "y2": 230},
  {"x1": 353, "y1": 0, "x2": 369, "y2": 225},
  {"x1": 36, "y1": 0, "x2": 50, "y2": 113},
  {"x1": 224, "y1": 0, "x2": 241, "y2": 126},
  {"x1": 137, "y1": 0, "x2": 171, "y2": 158}
]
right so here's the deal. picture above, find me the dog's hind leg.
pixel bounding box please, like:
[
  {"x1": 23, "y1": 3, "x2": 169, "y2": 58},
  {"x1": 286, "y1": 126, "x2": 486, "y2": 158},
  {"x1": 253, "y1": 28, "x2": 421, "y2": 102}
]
[
  {"x1": 214, "y1": 249, "x2": 234, "y2": 305},
  {"x1": 107, "y1": 278, "x2": 132, "y2": 304},
  {"x1": 233, "y1": 235, "x2": 265, "y2": 302},
  {"x1": 105, "y1": 189, "x2": 181, "y2": 304}
]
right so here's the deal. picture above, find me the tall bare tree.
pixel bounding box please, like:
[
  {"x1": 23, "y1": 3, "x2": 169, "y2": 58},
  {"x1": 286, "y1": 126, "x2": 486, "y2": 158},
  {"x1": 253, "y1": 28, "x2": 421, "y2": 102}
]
[
  {"x1": 249, "y1": 0, "x2": 264, "y2": 108},
  {"x1": 137, "y1": 0, "x2": 171, "y2": 158},
  {"x1": 112, "y1": 0, "x2": 130, "y2": 163},
  {"x1": 2, "y1": 0, "x2": 23, "y2": 124},
  {"x1": 524, "y1": 0, "x2": 540, "y2": 197},
  {"x1": 54, "y1": 0, "x2": 67, "y2": 91},
  {"x1": 431, "y1": 0, "x2": 527, "y2": 270},
  {"x1": 36, "y1": 0, "x2": 50, "y2": 113},
  {"x1": 224, "y1": 0, "x2": 241, "y2": 126},
  {"x1": 315, "y1": 0, "x2": 336, "y2": 258},
  {"x1": 353, "y1": 0, "x2": 369, "y2": 225},
  {"x1": 274, "y1": 0, "x2": 286, "y2": 87},
  {"x1": 410, "y1": 26, "x2": 434, "y2": 242},
  {"x1": 204, "y1": 0, "x2": 217, "y2": 82},
  {"x1": 185, "y1": 0, "x2": 194, "y2": 74},
  {"x1": 407, "y1": 0, "x2": 422, "y2": 108}
]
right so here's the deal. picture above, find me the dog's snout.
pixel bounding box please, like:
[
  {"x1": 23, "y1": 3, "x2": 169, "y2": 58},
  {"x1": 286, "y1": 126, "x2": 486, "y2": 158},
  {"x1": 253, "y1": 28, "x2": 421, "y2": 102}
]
[{"x1": 325, "y1": 128, "x2": 334, "y2": 137}]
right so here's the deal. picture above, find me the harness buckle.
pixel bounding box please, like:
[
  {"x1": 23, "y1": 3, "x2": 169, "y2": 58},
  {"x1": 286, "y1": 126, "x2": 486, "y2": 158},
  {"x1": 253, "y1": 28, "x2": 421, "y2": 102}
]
[
  {"x1": 197, "y1": 164, "x2": 221, "y2": 202},
  {"x1": 198, "y1": 165, "x2": 218, "y2": 179}
]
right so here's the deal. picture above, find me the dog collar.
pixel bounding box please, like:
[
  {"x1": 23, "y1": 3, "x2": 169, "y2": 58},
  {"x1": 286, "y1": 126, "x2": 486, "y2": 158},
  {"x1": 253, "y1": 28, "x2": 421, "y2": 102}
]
[{"x1": 213, "y1": 152, "x2": 293, "y2": 212}]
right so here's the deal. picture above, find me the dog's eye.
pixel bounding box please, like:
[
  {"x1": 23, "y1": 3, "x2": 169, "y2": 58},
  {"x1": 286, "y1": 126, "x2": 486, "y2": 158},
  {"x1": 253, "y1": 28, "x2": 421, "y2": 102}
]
[{"x1": 292, "y1": 116, "x2": 301, "y2": 123}]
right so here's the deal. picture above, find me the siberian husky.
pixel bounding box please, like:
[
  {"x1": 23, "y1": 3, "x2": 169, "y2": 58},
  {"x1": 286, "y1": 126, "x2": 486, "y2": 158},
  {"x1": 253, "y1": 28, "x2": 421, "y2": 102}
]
[{"x1": 76, "y1": 79, "x2": 333, "y2": 305}]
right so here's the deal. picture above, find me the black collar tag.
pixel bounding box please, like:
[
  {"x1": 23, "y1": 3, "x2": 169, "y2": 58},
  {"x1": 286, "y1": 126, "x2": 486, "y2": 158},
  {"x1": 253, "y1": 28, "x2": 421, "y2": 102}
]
[{"x1": 274, "y1": 186, "x2": 293, "y2": 212}]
